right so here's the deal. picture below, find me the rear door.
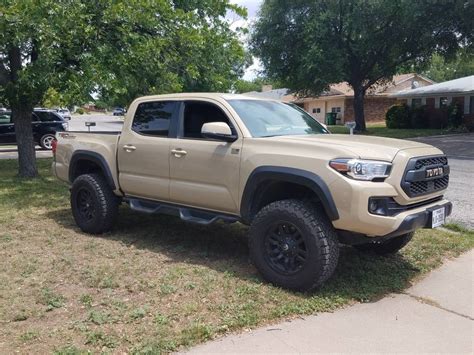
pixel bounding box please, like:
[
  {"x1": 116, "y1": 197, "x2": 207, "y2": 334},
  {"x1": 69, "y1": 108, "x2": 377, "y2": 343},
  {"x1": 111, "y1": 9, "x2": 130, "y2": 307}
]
[
  {"x1": 0, "y1": 112, "x2": 15, "y2": 144},
  {"x1": 117, "y1": 100, "x2": 179, "y2": 201}
]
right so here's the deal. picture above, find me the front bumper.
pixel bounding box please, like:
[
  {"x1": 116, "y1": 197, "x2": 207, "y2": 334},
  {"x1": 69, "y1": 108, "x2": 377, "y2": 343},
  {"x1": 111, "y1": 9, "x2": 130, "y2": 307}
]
[
  {"x1": 337, "y1": 201, "x2": 452, "y2": 245},
  {"x1": 382, "y1": 201, "x2": 452, "y2": 239}
]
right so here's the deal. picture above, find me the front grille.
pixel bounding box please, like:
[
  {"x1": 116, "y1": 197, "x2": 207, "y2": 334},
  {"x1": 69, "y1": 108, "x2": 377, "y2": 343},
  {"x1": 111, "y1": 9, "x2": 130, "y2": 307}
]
[
  {"x1": 402, "y1": 155, "x2": 450, "y2": 197},
  {"x1": 414, "y1": 156, "x2": 448, "y2": 169}
]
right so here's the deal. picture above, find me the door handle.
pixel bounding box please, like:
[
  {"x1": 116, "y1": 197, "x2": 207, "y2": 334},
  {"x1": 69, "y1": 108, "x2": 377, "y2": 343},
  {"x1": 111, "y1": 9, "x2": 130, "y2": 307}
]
[
  {"x1": 123, "y1": 144, "x2": 136, "y2": 152},
  {"x1": 171, "y1": 148, "x2": 187, "y2": 157}
]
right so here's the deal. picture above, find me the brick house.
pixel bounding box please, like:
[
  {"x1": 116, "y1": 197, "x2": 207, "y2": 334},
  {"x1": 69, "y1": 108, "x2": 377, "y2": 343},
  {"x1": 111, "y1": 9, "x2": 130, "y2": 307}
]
[
  {"x1": 282, "y1": 73, "x2": 433, "y2": 124},
  {"x1": 392, "y1": 75, "x2": 474, "y2": 129}
]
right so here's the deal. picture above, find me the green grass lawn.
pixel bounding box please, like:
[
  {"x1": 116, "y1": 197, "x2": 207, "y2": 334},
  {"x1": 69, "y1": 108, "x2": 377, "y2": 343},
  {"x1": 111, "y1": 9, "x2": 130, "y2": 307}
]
[
  {"x1": 328, "y1": 122, "x2": 454, "y2": 139},
  {"x1": 0, "y1": 159, "x2": 472, "y2": 353}
]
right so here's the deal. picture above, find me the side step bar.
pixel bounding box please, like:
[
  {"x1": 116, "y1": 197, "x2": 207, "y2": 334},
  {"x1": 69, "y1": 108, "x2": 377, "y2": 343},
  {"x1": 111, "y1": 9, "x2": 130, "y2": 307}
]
[{"x1": 126, "y1": 198, "x2": 239, "y2": 225}]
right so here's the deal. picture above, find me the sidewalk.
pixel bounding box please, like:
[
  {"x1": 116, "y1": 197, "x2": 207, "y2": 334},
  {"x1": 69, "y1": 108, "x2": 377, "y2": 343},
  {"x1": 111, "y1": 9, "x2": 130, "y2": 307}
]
[{"x1": 186, "y1": 250, "x2": 473, "y2": 354}]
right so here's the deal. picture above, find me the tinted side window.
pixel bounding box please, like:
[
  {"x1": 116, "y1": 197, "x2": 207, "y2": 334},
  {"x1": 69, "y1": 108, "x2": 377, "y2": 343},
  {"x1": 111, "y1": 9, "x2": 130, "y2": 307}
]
[
  {"x1": 35, "y1": 111, "x2": 61, "y2": 122},
  {"x1": 132, "y1": 101, "x2": 176, "y2": 136},
  {"x1": 182, "y1": 102, "x2": 233, "y2": 139},
  {"x1": 0, "y1": 112, "x2": 11, "y2": 124}
]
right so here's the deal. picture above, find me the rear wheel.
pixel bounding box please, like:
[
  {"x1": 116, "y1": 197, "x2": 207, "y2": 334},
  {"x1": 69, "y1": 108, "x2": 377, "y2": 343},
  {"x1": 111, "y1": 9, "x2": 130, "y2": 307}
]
[
  {"x1": 354, "y1": 232, "x2": 414, "y2": 255},
  {"x1": 39, "y1": 134, "x2": 55, "y2": 150},
  {"x1": 249, "y1": 199, "x2": 339, "y2": 292},
  {"x1": 70, "y1": 173, "x2": 119, "y2": 234}
]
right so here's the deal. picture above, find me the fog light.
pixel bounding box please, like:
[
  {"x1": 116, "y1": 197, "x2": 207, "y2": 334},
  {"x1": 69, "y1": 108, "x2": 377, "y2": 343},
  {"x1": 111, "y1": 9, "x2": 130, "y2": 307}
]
[
  {"x1": 369, "y1": 200, "x2": 378, "y2": 213},
  {"x1": 368, "y1": 197, "x2": 389, "y2": 216}
]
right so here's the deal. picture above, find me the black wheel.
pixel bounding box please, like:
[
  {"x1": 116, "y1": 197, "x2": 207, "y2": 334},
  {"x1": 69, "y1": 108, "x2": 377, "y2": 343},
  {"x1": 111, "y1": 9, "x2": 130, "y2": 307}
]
[
  {"x1": 249, "y1": 199, "x2": 339, "y2": 292},
  {"x1": 40, "y1": 134, "x2": 55, "y2": 150},
  {"x1": 354, "y1": 232, "x2": 414, "y2": 255},
  {"x1": 70, "y1": 174, "x2": 119, "y2": 234}
]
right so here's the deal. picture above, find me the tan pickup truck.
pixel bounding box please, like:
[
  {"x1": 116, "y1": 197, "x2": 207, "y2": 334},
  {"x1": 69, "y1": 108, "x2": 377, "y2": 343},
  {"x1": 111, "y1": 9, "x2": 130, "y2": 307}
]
[{"x1": 53, "y1": 93, "x2": 452, "y2": 291}]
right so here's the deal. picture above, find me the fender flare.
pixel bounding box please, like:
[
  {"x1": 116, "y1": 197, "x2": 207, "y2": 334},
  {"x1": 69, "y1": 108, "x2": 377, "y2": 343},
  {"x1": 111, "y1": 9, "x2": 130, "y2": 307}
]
[
  {"x1": 69, "y1": 150, "x2": 116, "y2": 190},
  {"x1": 240, "y1": 166, "x2": 339, "y2": 223}
]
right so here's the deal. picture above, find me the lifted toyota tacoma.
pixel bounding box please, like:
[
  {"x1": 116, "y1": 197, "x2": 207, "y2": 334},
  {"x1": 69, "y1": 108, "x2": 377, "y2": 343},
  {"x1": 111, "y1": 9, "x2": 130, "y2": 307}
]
[{"x1": 52, "y1": 93, "x2": 452, "y2": 291}]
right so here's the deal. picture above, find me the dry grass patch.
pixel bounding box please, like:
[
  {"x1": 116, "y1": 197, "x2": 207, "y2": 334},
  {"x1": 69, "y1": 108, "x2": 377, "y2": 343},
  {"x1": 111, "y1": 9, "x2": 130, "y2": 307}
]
[{"x1": 0, "y1": 159, "x2": 472, "y2": 353}]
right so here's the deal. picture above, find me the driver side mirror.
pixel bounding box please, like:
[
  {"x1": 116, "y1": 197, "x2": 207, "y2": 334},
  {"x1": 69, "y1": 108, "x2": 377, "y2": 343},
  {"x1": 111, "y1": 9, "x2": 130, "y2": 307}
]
[{"x1": 201, "y1": 122, "x2": 237, "y2": 142}]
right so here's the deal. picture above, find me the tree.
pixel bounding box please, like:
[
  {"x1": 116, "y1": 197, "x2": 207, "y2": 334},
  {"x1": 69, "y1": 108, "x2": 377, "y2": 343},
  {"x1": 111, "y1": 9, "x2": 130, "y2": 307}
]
[
  {"x1": 422, "y1": 50, "x2": 474, "y2": 82},
  {"x1": 42, "y1": 88, "x2": 66, "y2": 109},
  {"x1": 0, "y1": 1, "x2": 248, "y2": 177},
  {"x1": 251, "y1": 0, "x2": 473, "y2": 131}
]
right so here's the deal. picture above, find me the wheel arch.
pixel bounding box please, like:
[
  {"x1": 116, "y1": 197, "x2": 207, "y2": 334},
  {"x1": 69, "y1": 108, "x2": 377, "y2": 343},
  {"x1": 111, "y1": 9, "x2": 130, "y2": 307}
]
[
  {"x1": 240, "y1": 166, "x2": 339, "y2": 224},
  {"x1": 69, "y1": 151, "x2": 116, "y2": 190}
]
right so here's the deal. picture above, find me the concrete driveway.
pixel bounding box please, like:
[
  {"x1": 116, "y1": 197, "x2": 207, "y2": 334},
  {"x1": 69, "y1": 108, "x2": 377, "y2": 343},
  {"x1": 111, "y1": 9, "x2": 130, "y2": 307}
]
[
  {"x1": 187, "y1": 250, "x2": 474, "y2": 354},
  {"x1": 410, "y1": 134, "x2": 474, "y2": 229}
]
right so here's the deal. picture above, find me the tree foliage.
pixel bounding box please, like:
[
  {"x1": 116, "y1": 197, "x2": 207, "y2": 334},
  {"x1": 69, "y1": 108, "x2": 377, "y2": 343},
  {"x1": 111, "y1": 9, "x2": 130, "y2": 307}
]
[
  {"x1": 0, "y1": 0, "x2": 248, "y2": 176},
  {"x1": 233, "y1": 77, "x2": 284, "y2": 93},
  {"x1": 251, "y1": 0, "x2": 473, "y2": 131},
  {"x1": 422, "y1": 51, "x2": 474, "y2": 83}
]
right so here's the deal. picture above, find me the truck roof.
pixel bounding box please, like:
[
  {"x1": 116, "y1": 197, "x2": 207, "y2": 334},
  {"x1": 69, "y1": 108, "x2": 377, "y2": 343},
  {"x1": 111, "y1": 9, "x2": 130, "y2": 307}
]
[{"x1": 133, "y1": 92, "x2": 280, "y2": 102}]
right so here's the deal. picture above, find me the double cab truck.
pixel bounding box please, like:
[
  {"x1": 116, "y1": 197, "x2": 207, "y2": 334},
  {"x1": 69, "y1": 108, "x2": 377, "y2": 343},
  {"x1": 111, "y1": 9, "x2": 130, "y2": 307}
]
[{"x1": 52, "y1": 93, "x2": 452, "y2": 291}]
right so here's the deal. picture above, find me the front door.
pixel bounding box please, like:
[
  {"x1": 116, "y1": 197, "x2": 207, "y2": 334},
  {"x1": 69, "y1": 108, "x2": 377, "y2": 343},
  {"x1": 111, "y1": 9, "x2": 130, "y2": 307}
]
[
  {"x1": 118, "y1": 100, "x2": 179, "y2": 201},
  {"x1": 169, "y1": 100, "x2": 242, "y2": 214}
]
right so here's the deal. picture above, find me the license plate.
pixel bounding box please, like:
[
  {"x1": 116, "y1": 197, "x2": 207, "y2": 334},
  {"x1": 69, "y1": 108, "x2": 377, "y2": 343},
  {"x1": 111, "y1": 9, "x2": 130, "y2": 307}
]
[{"x1": 431, "y1": 207, "x2": 445, "y2": 228}]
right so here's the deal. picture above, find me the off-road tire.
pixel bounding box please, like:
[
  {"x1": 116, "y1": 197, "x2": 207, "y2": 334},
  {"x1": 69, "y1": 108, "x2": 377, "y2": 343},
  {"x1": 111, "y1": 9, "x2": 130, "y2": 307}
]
[
  {"x1": 70, "y1": 173, "x2": 119, "y2": 234},
  {"x1": 39, "y1": 134, "x2": 55, "y2": 150},
  {"x1": 248, "y1": 199, "x2": 339, "y2": 292},
  {"x1": 354, "y1": 232, "x2": 414, "y2": 255}
]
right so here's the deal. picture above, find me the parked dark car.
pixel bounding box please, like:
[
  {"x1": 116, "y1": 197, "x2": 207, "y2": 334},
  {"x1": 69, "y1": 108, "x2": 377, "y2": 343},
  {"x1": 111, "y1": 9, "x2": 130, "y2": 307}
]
[{"x1": 0, "y1": 110, "x2": 68, "y2": 150}]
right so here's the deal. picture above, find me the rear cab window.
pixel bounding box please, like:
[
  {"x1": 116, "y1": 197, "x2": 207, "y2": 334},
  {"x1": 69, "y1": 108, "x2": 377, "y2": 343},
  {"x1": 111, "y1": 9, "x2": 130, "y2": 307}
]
[{"x1": 132, "y1": 101, "x2": 178, "y2": 137}]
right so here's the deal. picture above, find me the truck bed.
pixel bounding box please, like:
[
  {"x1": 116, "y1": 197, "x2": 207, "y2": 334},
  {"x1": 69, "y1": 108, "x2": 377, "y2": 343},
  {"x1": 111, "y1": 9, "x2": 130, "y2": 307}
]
[{"x1": 54, "y1": 131, "x2": 122, "y2": 192}]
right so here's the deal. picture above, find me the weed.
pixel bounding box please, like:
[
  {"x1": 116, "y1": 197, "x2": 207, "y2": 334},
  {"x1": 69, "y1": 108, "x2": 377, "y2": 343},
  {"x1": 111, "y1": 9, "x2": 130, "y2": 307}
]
[
  {"x1": 19, "y1": 330, "x2": 39, "y2": 342},
  {"x1": 38, "y1": 287, "x2": 65, "y2": 311},
  {"x1": 79, "y1": 294, "x2": 93, "y2": 308}
]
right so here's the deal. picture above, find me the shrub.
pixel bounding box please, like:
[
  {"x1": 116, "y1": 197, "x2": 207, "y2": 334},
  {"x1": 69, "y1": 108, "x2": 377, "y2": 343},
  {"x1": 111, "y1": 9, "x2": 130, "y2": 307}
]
[
  {"x1": 75, "y1": 107, "x2": 85, "y2": 115},
  {"x1": 447, "y1": 102, "x2": 463, "y2": 128},
  {"x1": 385, "y1": 104, "x2": 410, "y2": 128},
  {"x1": 410, "y1": 105, "x2": 428, "y2": 129},
  {"x1": 427, "y1": 107, "x2": 449, "y2": 129}
]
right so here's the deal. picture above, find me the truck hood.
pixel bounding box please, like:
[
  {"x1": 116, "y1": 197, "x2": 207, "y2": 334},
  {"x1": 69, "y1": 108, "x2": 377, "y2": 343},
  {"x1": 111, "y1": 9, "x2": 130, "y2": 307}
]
[{"x1": 267, "y1": 134, "x2": 433, "y2": 161}]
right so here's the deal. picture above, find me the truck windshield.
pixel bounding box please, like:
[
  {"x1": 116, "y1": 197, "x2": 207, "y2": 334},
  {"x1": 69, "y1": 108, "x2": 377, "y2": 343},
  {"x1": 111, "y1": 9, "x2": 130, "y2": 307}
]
[{"x1": 228, "y1": 100, "x2": 329, "y2": 137}]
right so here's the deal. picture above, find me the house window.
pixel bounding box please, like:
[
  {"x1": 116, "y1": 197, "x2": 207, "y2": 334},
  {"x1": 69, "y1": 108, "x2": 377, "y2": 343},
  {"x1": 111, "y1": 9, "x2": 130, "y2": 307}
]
[
  {"x1": 312, "y1": 108, "x2": 321, "y2": 113},
  {"x1": 412, "y1": 98, "x2": 422, "y2": 108},
  {"x1": 331, "y1": 107, "x2": 341, "y2": 113},
  {"x1": 440, "y1": 97, "x2": 448, "y2": 108}
]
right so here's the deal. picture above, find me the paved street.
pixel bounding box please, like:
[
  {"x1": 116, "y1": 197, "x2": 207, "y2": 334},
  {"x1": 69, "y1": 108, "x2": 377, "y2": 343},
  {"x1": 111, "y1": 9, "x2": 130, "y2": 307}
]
[
  {"x1": 411, "y1": 134, "x2": 474, "y2": 229},
  {"x1": 186, "y1": 250, "x2": 474, "y2": 354},
  {"x1": 0, "y1": 114, "x2": 122, "y2": 160},
  {"x1": 67, "y1": 113, "x2": 123, "y2": 132}
]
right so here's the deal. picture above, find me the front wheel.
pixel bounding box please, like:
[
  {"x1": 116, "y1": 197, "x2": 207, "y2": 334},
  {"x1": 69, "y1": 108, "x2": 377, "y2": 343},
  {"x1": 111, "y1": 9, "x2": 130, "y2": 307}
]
[
  {"x1": 39, "y1": 134, "x2": 55, "y2": 150},
  {"x1": 354, "y1": 232, "x2": 414, "y2": 255},
  {"x1": 249, "y1": 199, "x2": 339, "y2": 292},
  {"x1": 70, "y1": 173, "x2": 119, "y2": 234}
]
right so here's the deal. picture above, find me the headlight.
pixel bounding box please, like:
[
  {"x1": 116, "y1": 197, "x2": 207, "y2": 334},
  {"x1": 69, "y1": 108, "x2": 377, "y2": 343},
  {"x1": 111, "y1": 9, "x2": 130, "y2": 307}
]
[{"x1": 329, "y1": 159, "x2": 392, "y2": 181}]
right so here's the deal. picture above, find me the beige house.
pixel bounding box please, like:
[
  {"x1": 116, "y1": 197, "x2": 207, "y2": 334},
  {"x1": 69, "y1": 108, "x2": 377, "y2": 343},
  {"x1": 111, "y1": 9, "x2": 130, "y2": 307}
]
[{"x1": 282, "y1": 73, "x2": 433, "y2": 124}]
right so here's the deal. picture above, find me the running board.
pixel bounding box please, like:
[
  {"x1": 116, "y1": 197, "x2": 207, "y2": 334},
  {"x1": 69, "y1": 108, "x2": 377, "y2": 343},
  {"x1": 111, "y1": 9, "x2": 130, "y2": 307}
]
[{"x1": 126, "y1": 198, "x2": 239, "y2": 225}]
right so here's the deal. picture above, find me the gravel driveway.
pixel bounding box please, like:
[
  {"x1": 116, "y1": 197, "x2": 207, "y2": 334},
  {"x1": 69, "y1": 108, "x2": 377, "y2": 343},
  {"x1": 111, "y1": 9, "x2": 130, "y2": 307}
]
[{"x1": 410, "y1": 134, "x2": 474, "y2": 229}]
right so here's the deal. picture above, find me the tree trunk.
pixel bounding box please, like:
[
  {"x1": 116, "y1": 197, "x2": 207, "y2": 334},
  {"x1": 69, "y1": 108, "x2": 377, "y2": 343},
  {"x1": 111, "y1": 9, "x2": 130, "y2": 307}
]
[
  {"x1": 12, "y1": 106, "x2": 38, "y2": 178},
  {"x1": 353, "y1": 84, "x2": 367, "y2": 132}
]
